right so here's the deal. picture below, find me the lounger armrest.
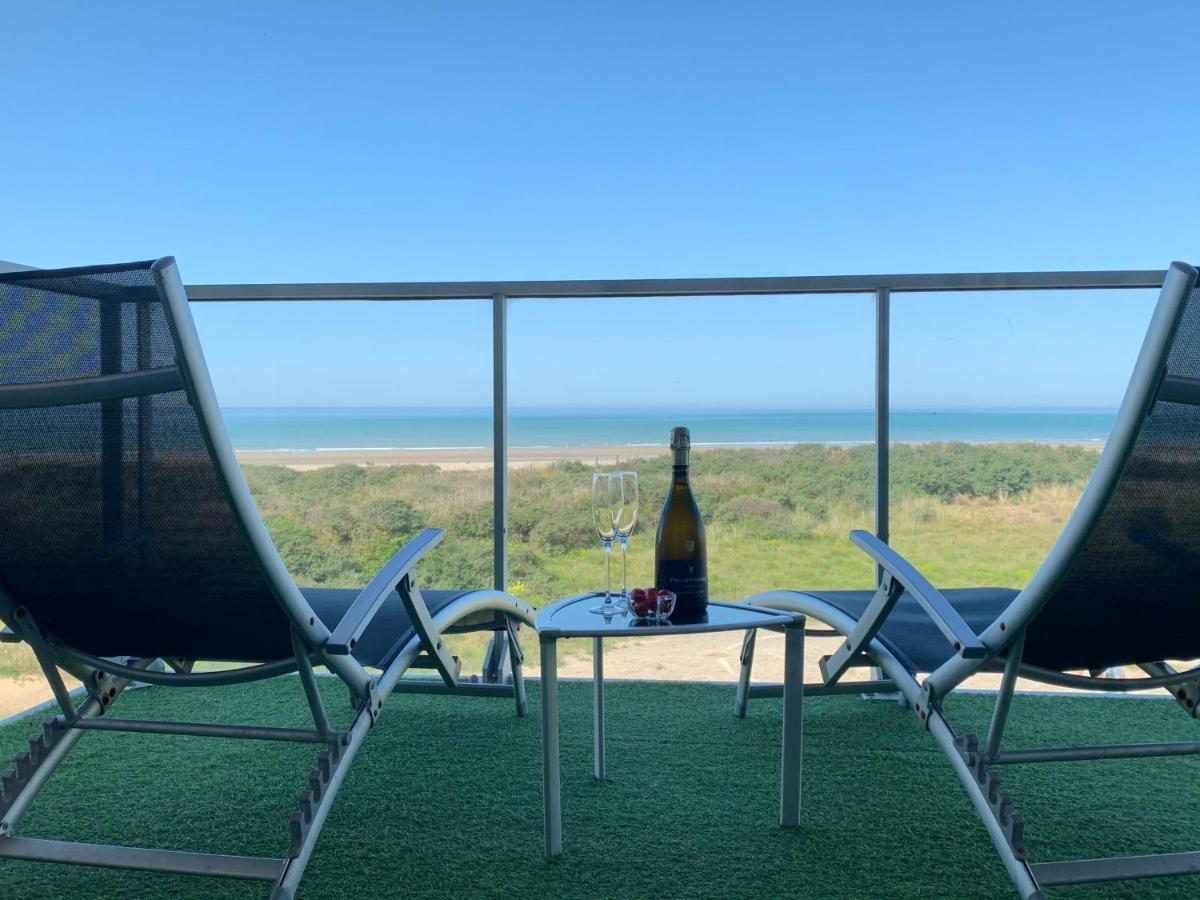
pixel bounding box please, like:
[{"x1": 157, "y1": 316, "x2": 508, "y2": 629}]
[
  {"x1": 0, "y1": 626, "x2": 19, "y2": 644},
  {"x1": 325, "y1": 528, "x2": 444, "y2": 656},
  {"x1": 849, "y1": 530, "x2": 987, "y2": 659}
]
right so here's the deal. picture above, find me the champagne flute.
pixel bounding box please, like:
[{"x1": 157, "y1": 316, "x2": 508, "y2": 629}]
[
  {"x1": 615, "y1": 471, "x2": 638, "y2": 603},
  {"x1": 590, "y1": 472, "x2": 621, "y2": 615}
]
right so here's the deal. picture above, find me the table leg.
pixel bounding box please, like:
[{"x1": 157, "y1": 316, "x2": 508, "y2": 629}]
[
  {"x1": 734, "y1": 629, "x2": 757, "y2": 718},
  {"x1": 541, "y1": 635, "x2": 562, "y2": 856},
  {"x1": 780, "y1": 617, "x2": 806, "y2": 827},
  {"x1": 593, "y1": 636, "x2": 605, "y2": 780}
]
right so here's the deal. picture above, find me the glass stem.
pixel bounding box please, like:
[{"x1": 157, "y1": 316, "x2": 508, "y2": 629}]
[
  {"x1": 604, "y1": 540, "x2": 613, "y2": 602},
  {"x1": 620, "y1": 537, "x2": 629, "y2": 597}
]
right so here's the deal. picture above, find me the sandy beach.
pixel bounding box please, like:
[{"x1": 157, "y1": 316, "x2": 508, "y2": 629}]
[
  {"x1": 237, "y1": 444, "x2": 677, "y2": 470},
  {"x1": 237, "y1": 440, "x2": 1102, "y2": 471}
]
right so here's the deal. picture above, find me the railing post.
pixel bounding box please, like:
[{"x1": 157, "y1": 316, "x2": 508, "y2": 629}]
[
  {"x1": 871, "y1": 287, "x2": 905, "y2": 703},
  {"x1": 492, "y1": 293, "x2": 509, "y2": 590},
  {"x1": 482, "y1": 293, "x2": 510, "y2": 683},
  {"x1": 875, "y1": 287, "x2": 890, "y2": 568}
]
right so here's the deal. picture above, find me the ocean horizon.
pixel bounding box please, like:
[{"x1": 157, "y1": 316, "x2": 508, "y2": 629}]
[{"x1": 219, "y1": 407, "x2": 1117, "y2": 452}]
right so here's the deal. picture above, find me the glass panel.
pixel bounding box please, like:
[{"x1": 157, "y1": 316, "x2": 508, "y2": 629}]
[
  {"x1": 509, "y1": 293, "x2": 874, "y2": 680},
  {"x1": 192, "y1": 299, "x2": 496, "y2": 668},
  {"x1": 888, "y1": 288, "x2": 1158, "y2": 589}
]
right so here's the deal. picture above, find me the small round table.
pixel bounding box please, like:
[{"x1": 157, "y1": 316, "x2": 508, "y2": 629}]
[{"x1": 535, "y1": 594, "x2": 807, "y2": 857}]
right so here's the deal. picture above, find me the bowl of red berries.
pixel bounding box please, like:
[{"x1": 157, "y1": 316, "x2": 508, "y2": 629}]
[{"x1": 628, "y1": 588, "x2": 676, "y2": 623}]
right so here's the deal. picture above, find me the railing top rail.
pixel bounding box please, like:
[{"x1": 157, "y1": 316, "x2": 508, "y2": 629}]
[{"x1": 186, "y1": 269, "x2": 1166, "y2": 302}]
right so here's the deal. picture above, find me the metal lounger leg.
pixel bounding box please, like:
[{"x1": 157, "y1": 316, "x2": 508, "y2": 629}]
[
  {"x1": 14, "y1": 608, "x2": 79, "y2": 719},
  {"x1": 735, "y1": 629, "x2": 756, "y2": 718},
  {"x1": 1, "y1": 715, "x2": 86, "y2": 838},
  {"x1": 540, "y1": 635, "x2": 562, "y2": 856},
  {"x1": 985, "y1": 634, "x2": 1024, "y2": 761},
  {"x1": 506, "y1": 617, "x2": 528, "y2": 718},
  {"x1": 780, "y1": 619, "x2": 805, "y2": 826},
  {"x1": 481, "y1": 632, "x2": 509, "y2": 684},
  {"x1": 292, "y1": 630, "x2": 333, "y2": 741}
]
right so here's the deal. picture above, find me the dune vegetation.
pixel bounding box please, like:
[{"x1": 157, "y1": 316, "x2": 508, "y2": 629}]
[{"x1": 243, "y1": 441, "x2": 1097, "y2": 596}]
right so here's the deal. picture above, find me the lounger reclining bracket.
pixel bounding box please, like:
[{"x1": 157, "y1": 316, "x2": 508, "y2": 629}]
[
  {"x1": 0, "y1": 718, "x2": 68, "y2": 834},
  {"x1": 954, "y1": 733, "x2": 1027, "y2": 861},
  {"x1": 0, "y1": 664, "x2": 139, "y2": 839},
  {"x1": 288, "y1": 738, "x2": 348, "y2": 858}
]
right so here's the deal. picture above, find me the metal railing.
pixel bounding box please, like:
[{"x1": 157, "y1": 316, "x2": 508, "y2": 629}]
[{"x1": 187, "y1": 268, "x2": 1166, "y2": 595}]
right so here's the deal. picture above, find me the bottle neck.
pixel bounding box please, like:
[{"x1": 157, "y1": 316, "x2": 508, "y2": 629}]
[{"x1": 672, "y1": 447, "x2": 690, "y2": 482}]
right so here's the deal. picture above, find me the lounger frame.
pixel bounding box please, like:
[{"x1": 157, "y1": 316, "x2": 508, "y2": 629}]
[
  {"x1": 736, "y1": 262, "x2": 1200, "y2": 898},
  {"x1": 0, "y1": 259, "x2": 535, "y2": 898}
]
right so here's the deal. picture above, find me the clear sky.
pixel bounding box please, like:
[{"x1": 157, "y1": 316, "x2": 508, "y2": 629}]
[{"x1": 2, "y1": 2, "x2": 1194, "y2": 409}]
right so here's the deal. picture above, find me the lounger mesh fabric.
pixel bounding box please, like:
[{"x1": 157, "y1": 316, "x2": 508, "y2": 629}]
[
  {"x1": 0, "y1": 262, "x2": 463, "y2": 666},
  {"x1": 1023, "y1": 284, "x2": 1200, "y2": 670},
  {"x1": 0, "y1": 262, "x2": 299, "y2": 661},
  {"x1": 801, "y1": 587, "x2": 1019, "y2": 673}
]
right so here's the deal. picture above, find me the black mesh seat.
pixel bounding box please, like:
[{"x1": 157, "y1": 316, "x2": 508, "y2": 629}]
[
  {"x1": 303, "y1": 588, "x2": 471, "y2": 669},
  {"x1": 28, "y1": 584, "x2": 476, "y2": 668},
  {"x1": 802, "y1": 588, "x2": 1018, "y2": 673},
  {"x1": 805, "y1": 577, "x2": 1200, "y2": 674}
]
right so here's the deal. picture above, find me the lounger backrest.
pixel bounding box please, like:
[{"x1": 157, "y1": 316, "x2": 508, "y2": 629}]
[
  {"x1": 1024, "y1": 262, "x2": 1200, "y2": 669},
  {"x1": 0, "y1": 260, "x2": 298, "y2": 662}
]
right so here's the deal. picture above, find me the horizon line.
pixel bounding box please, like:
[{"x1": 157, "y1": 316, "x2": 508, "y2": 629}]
[{"x1": 219, "y1": 404, "x2": 1122, "y2": 413}]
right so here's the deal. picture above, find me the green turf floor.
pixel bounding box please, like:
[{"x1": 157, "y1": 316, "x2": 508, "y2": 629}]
[{"x1": 1, "y1": 678, "x2": 1199, "y2": 899}]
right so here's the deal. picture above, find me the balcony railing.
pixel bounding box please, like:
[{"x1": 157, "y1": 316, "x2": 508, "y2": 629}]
[{"x1": 187, "y1": 268, "x2": 1166, "y2": 594}]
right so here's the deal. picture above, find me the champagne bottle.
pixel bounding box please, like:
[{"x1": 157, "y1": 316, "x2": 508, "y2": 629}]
[{"x1": 654, "y1": 426, "x2": 708, "y2": 621}]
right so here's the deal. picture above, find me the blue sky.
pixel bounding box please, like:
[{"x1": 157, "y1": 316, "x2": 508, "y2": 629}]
[{"x1": 1, "y1": 2, "x2": 1192, "y2": 409}]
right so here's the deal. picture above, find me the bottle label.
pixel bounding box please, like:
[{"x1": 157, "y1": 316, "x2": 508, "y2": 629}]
[{"x1": 657, "y1": 559, "x2": 708, "y2": 614}]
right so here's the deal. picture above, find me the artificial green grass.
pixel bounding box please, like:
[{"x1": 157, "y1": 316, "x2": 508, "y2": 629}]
[{"x1": 1, "y1": 678, "x2": 1199, "y2": 899}]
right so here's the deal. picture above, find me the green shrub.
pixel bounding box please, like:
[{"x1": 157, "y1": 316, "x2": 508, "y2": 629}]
[
  {"x1": 264, "y1": 513, "x2": 362, "y2": 586},
  {"x1": 246, "y1": 442, "x2": 1100, "y2": 600}
]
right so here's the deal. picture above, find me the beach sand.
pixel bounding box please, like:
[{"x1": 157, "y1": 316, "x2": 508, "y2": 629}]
[
  {"x1": 237, "y1": 439, "x2": 1101, "y2": 471},
  {"x1": 237, "y1": 444, "x2": 676, "y2": 471}
]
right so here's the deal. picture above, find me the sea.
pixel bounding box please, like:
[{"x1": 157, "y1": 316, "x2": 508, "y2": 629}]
[{"x1": 220, "y1": 407, "x2": 1116, "y2": 452}]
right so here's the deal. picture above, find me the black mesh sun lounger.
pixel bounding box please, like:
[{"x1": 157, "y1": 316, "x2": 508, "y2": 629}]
[
  {"x1": 737, "y1": 261, "x2": 1200, "y2": 898},
  {"x1": 0, "y1": 259, "x2": 535, "y2": 898}
]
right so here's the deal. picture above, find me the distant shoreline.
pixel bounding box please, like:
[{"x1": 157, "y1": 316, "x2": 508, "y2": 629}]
[
  {"x1": 237, "y1": 444, "x2": 673, "y2": 471},
  {"x1": 236, "y1": 439, "x2": 1104, "y2": 471}
]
